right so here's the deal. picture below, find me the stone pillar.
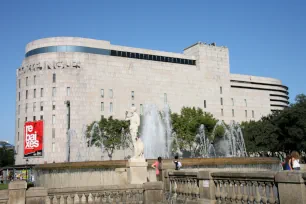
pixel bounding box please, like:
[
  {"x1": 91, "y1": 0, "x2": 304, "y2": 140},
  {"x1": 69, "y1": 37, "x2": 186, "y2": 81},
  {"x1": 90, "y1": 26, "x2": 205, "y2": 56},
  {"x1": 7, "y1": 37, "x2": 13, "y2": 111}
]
[
  {"x1": 143, "y1": 181, "x2": 164, "y2": 204},
  {"x1": 26, "y1": 187, "x2": 47, "y2": 204},
  {"x1": 8, "y1": 180, "x2": 27, "y2": 204},
  {"x1": 275, "y1": 171, "x2": 306, "y2": 204},
  {"x1": 127, "y1": 158, "x2": 148, "y2": 184},
  {"x1": 197, "y1": 171, "x2": 216, "y2": 204}
]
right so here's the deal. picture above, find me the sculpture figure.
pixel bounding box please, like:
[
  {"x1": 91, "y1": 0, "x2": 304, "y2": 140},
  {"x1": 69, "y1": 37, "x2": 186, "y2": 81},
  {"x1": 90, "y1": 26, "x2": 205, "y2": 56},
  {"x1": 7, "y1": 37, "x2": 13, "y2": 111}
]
[
  {"x1": 125, "y1": 107, "x2": 141, "y2": 158},
  {"x1": 133, "y1": 136, "x2": 144, "y2": 159}
]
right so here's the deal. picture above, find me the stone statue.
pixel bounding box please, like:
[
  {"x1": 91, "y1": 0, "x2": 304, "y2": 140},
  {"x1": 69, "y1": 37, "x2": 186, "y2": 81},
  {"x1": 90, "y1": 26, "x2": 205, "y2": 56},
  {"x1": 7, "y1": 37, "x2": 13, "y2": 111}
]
[
  {"x1": 125, "y1": 107, "x2": 141, "y2": 157},
  {"x1": 133, "y1": 136, "x2": 144, "y2": 159}
]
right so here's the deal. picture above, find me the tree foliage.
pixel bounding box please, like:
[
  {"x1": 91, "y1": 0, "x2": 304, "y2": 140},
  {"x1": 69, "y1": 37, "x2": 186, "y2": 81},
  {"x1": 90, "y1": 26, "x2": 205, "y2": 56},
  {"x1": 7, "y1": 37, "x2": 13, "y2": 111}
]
[
  {"x1": 242, "y1": 94, "x2": 306, "y2": 154},
  {"x1": 86, "y1": 116, "x2": 130, "y2": 160},
  {"x1": 0, "y1": 146, "x2": 15, "y2": 167},
  {"x1": 171, "y1": 107, "x2": 217, "y2": 154}
]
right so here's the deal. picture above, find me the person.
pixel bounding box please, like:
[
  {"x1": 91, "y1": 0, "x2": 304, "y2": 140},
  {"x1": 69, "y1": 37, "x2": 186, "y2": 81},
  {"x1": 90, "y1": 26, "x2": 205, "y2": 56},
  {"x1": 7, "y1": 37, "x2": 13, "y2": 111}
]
[
  {"x1": 290, "y1": 151, "x2": 301, "y2": 170},
  {"x1": 173, "y1": 155, "x2": 182, "y2": 170},
  {"x1": 283, "y1": 155, "x2": 292, "y2": 170},
  {"x1": 152, "y1": 157, "x2": 162, "y2": 181}
]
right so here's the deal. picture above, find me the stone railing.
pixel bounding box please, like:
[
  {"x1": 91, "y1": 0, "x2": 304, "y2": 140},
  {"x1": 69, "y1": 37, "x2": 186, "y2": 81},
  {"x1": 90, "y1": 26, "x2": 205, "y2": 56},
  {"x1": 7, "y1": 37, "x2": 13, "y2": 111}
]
[
  {"x1": 0, "y1": 181, "x2": 164, "y2": 204},
  {"x1": 165, "y1": 170, "x2": 306, "y2": 204}
]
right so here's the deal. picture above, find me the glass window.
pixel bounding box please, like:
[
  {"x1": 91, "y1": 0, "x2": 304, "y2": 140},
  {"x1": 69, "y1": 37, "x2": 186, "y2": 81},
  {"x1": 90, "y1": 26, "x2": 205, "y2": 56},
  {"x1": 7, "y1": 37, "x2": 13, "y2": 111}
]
[
  {"x1": 127, "y1": 52, "x2": 131, "y2": 57},
  {"x1": 231, "y1": 98, "x2": 234, "y2": 106},
  {"x1": 140, "y1": 104, "x2": 143, "y2": 115},
  {"x1": 18, "y1": 79, "x2": 21, "y2": 88},
  {"x1": 122, "y1": 52, "x2": 126, "y2": 57},
  {"x1": 153, "y1": 56, "x2": 157, "y2": 61},
  {"x1": 26, "y1": 90, "x2": 28, "y2": 99},
  {"x1": 101, "y1": 102, "x2": 104, "y2": 111},
  {"x1": 25, "y1": 103, "x2": 28, "y2": 113},
  {"x1": 232, "y1": 109, "x2": 235, "y2": 117},
  {"x1": 18, "y1": 92, "x2": 20, "y2": 101},
  {"x1": 33, "y1": 116, "x2": 36, "y2": 121},
  {"x1": 41, "y1": 88, "x2": 44, "y2": 97},
  {"x1": 157, "y1": 56, "x2": 161, "y2": 61},
  {"x1": 204, "y1": 100, "x2": 206, "y2": 108},
  {"x1": 52, "y1": 101, "x2": 56, "y2": 110},
  {"x1": 161, "y1": 56, "x2": 165, "y2": 61},
  {"x1": 149, "y1": 55, "x2": 153, "y2": 60},
  {"x1": 244, "y1": 99, "x2": 247, "y2": 107},
  {"x1": 34, "y1": 89, "x2": 36, "y2": 98},
  {"x1": 25, "y1": 117, "x2": 27, "y2": 122},
  {"x1": 144, "y1": 54, "x2": 148, "y2": 60},
  {"x1": 110, "y1": 102, "x2": 113, "y2": 113},
  {"x1": 101, "y1": 89, "x2": 104, "y2": 98},
  {"x1": 131, "y1": 91, "x2": 134, "y2": 100},
  {"x1": 221, "y1": 109, "x2": 224, "y2": 116},
  {"x1": 132, "y1": 103, "x2": 135, "y2": 107},
  {"x1": 18, "y1": 118, "x2": 20, "y2": 128},
  {"x1": 52, "y1": 128, "x2": 55, "y2": 139},
  {"x1": 67, "y1": 87, "x2": 70, "y2": 96},
  {"x1": 56, "y1": 46, "x2": 66, "y2": 52},
  {"x1": 252, "y1": 110, "x2": 255, "y2": 118},
  {"x1": 18, "y1": 132, "x2": 19, "y2": 141},
  {"x1": 52, "y1": 87, "x2": 56, "y2": 97},
  {"x1": 52, "y1": 115, "x2": 56, "y2": 124},
  {"x1": 40, "y1": 102, "x2": 44, "y2": 111},
  {"x1": 140, "y1": 54, "x2": 143, "y2": 59},
  {"x1": 220, "y1": 86, "x2": 223, "y2": 94},
  {"x1": 40, "y1": 115, "x2": 43, "y2": 120},
  {"x1": 34, "y1": 75, "x2": 36, "y2": 85},
  {"x1": 18, "y1": 105, "x2": 20, "y2": 114},
  {"x1": 118, "y1": 51, "x2": 122, "y2": 56},
  {"x1": 220, "y1": 98, "x2": 223, "y2": 106},
  {"x1": 245, "y1": 110, "x2": 247, "y2": 117},
  {"x1": 53, "y1": 73, "x2": 56, "y2": 83},
  {"x1": 131, "y1": 53, "x2": 135, "y2": 58},
  {"x1": 26, "y1": 77, "x2": 28, "y2": 86},
  {"x1": 109, "y1": 89, "x2": 113, "y2": 98},
  {"x1": 164, "y1": 93, "x2": 167, "y2": 104},
  {"x1": 33, "y1": 102, "x2": 36, "y2": 112}
]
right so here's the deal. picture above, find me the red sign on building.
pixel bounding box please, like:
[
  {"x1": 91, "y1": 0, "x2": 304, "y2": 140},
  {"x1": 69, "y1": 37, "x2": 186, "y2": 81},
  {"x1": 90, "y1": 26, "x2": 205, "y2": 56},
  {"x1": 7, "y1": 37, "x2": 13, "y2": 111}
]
[{"x1": 24, "y1": 120, "x2": 44, "y2": 157}]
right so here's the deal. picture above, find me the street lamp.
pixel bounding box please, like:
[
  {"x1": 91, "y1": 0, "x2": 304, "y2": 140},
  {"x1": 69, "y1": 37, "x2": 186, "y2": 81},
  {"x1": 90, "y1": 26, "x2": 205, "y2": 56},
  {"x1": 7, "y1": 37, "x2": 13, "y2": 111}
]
[{"x1": 25, "y1": 158, "x2": 29, "y2": 182}]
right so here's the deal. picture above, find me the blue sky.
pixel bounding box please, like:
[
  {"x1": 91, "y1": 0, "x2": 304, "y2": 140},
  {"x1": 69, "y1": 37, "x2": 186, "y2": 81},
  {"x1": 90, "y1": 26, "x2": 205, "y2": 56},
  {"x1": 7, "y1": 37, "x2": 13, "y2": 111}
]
[{"x1": 0, "y1": 0, "x2": 305, "y2": 144}]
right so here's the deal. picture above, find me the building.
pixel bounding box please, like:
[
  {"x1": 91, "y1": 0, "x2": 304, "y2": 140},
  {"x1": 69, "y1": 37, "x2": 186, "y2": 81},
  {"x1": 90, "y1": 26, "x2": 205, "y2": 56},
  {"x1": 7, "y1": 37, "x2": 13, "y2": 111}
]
[{"x1": 15, "y1": 37, "x2": 289, "y2": 165}]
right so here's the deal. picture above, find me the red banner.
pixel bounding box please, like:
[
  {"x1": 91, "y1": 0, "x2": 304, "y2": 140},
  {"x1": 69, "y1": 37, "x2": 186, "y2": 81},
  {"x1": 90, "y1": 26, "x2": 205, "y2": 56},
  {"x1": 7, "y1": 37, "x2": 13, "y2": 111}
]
[{"x1": 24, "y1": 120, "x2": 43, "y2": 157}]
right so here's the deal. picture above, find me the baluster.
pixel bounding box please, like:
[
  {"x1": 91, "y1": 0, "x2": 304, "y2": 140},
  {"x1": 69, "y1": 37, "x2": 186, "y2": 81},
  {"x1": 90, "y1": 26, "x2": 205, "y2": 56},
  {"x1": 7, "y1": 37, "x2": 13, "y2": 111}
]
[
  {"x1": 138, "y1": 189, "x2": 144, "y2": 203},
  {"x1": 260, "y1": 182, "x2": 268, "y2": 204},
  {"x1": 67, "y1": 194, "x2": 73, "y2": 204},
  {"x1": 267, "y1": 182, "x2": 276, "y2": 204},
  {"x1": 93, "y1": 193, "x2": 100, "y2": 203},
  {"x1": 241, "y1": 181, "x2": 248, "y2": 203},
  {"x1": 220, "y1": 180, "x2": 226, "y2": 204},
  {"x1": 254, "y1": 181, "x2": 261, "y2": 204},
  {"x1": 194, "y1": 179, "x2": 199, "y2": 199},
  {"x1": 80, "y1": 194, "x2": 86, "y2": 204},
  {"x1": 235, "y1": 181, "x2": 243, "y2": 204},
  {"x1": 177, "y1": 179, "x2": 181, "y2": 198},
  {"x1": 87, "y1": 193, "x2": 93, "y2": 203},
  {"x1": 74, "y1": 193, "x2": 80, "y2": 204},
  {"x1": 225, "y1": 180, "x2": 230, "y2": 203},
  {"x1": 173, "y1": 179, "x2": 177, "y2": 199},
  {"x1": 247, "y1": 181, "x2": 254, "y2": 203},
  {"x1": 230, "y1": 180, "x2": 237, "y2": 202},
  {"x1": 214, "y1": 180, "x2": 221, "y2": 203},
  {"x1": 45, "y1": 196, "x2": 51, "y2": 204},
  {"x1": 59, "y1": 195, "x2": 65, "y2": 204},
  {"x1": 52, "y1": 195, "x2": 58, "y2": 204},
  {"x1": 186, "y1": 179, "x2": 191, "y2": 199}
]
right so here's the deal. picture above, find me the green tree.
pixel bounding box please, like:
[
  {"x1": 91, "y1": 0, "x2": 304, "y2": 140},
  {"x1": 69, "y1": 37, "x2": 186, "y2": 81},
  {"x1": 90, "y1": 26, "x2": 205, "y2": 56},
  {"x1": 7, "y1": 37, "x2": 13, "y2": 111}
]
[
  {"x1": 87, "y1": 116, "x2": 130, "y2": 160},
  {"x1": 171, "y1": 107, "x2": 217, "y2": 155},
  {"x1": 0, "y1": 146, "x2": 15, "y2": 167}
]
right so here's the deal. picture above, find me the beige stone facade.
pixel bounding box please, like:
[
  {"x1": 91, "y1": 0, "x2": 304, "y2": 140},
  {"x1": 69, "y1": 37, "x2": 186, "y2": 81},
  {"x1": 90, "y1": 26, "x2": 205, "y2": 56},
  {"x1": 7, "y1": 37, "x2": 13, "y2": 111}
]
[{"x1": 15, "y1": 37, "x2": 289, "y2": 165}]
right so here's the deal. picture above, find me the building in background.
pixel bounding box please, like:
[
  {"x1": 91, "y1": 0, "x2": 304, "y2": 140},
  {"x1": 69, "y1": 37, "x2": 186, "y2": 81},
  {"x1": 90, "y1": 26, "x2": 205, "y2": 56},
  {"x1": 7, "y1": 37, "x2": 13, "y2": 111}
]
[{"x1": 15, "y1": 37, "x2": 289, "y2": 164}]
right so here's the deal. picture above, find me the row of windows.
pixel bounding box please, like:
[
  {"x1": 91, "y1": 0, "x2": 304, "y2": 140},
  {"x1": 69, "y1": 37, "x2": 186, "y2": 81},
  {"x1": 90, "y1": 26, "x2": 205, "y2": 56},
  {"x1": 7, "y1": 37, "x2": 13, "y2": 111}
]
[
  {"x1": 230, "y1": 80, "x2": 289, "y2": 90},
  {"x1": 220, "y1": 109, "x2": 255, "y2": 118},
  {"x1": 204, "y1": 98, "x2": 248, "y2": 108},
  {"x1": 110, "y1": 50, "x2": 196, "y2": 66},
  {"x1": 18, "y1": 87, "x2": 70, "y2": 101},
  {"x1": 25, "y1": 46, "x2": 196, "y2": 66},
  {"x1": 231, "y1": 85, "x2": 289, "y2": 95},
  {"x1": 20, "y1": 74, "x2": 57, "y2": 89},
  {"x1": 18, "y1": 101, "x2": 57, "y2": 114}
]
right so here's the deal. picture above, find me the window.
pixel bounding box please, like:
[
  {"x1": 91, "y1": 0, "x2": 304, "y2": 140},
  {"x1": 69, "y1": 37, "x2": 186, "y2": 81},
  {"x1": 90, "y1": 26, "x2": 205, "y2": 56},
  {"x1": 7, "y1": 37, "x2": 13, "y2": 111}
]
[
  {"x1": 204, "y1": 100, "x2": 207, "y2": 108},
  {"x1": 67, "y1": 87, "x2": 70, "y2": 96},
  {"x1": 252, "y1": 110, "x2": 255, "y2": 118},
  {"x1": 244, "y1": 99, "x2": 247, "y2": 107},
  {"x1": 34, "y1": 89, "x2": 36, "y2": 98},
  {"x1": 220, "y1": 98, "x2": 223, "y2": 106},
  {"x1": 25, "y1": 117, "x2": 27, "y2": 122},
  {"x1": 101, "y1": 102, "x2": 104, "y2": 111},
  {"x1": 101, "y1": 89, "x2": 104, "y2": 98},
  {"x1": 33, "y1": 116, "x2": 36, "y2": 121},
  {"x1": 26, "y1": 77, "x2": 28, "y2": 86},
  {"x1": 52, "y1": 101, "x2": 56, "y2": 110},
  {"x1": 220, "y1": 86, "x2": 223, "y2": 94},
  {"x1": 25, "y1": 103, "x2": 28, "y2": 113},
  {"x1": 18, "y1": 92, "x2": 20, "y2": 101},
  {"x1": 221, "y1": 109, "x2": 224, "y2": 116},
  {"x1": 245, "y1": 110, "x2": 247, "y2": 117},
  {"x1": 109, "y1": 89, "x2": 113, "y2": 98},
  {"x1": 18, "y1": 118, "x2": 20, "y2": 128},
  {"x1": 26, "y1": 90, "x2": 28, "y2": 99},
  {"x1": 18, "y1": 132, "x2": 19, "y2": 141},
  {"x1": 34, "y1": 75, "x2": 36, "y2": 85},
  {"x1": 52, "y1": 87, "x2": 56, "y2": 97},
  {"x1": 52, "y1": 115, "x2": 56, "y2": 124},
  {"x1": 33, "y1": 102, "x2": 36, "y2": 112},
  {"x1": 131, "y1": 91, "x2": 135, "y2": 100},
  {"x1": 110, "y1": 102, "x2": 113, "y2": 113},
  {"x1": 40, "y1": 102, "x2": 43, "y2": 111},
  {"x1": 52, "y1": 128, "x2": 55, "y2": 139},
  {"x1": 40, "y1": 115, "x2": 43, "y2": 120},
  {"x1": 232, "y1": 109, "x2": 235, "y2": 117},
  {"x1": 16, "y1": 145, "x2": 19, "y2": 154},
  {"x1": 164, "y1": 93, "x2": 167, "y2": 104},
  {"x1": 132, "y1": 103, "x2": 135, "y2": 107},
  {"x1": 52, "y1": 142, "x2": 55, "y2": 152},
  {"x1": 231, "y1": 98, "x2": 234, "y2": 106},
  {"x1": 140, "y1": 104, "x2": 143, "y2": 115},
  {"x1": 18, "y1": 105, "x2": 20, "y2": 114},
  {"x1": 53, "y1": 73, "x2": 56, "y2": 83},
  {"x1": 18, "y1": 79, "x2": 21, "y2": 88},
  {"x1": 41, "y1": 88, "x2": 44, "y2": 97}
]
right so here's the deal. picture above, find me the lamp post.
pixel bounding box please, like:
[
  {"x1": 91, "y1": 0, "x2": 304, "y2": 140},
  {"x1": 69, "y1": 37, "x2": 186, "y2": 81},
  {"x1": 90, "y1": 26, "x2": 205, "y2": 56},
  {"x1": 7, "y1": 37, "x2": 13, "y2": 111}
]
[
  {"x1": 25, "y1": 158, "x2": 29, "y2": 182},
  {"x1": 65, "y1": 100, "x2": 71, "y2": 162}
]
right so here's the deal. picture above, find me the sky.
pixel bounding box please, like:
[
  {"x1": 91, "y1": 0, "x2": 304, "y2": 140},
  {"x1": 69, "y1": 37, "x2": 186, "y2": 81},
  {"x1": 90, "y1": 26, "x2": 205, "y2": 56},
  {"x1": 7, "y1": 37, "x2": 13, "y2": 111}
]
[{"x1": 0, "y1": 0, "x2": 305, "y2": 144}]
